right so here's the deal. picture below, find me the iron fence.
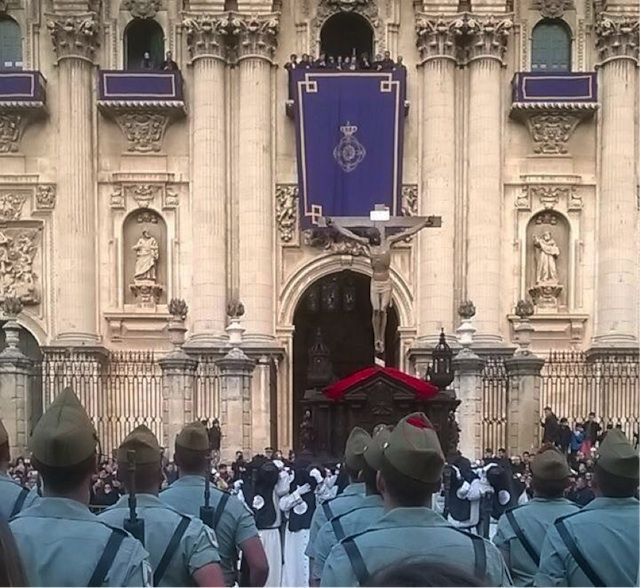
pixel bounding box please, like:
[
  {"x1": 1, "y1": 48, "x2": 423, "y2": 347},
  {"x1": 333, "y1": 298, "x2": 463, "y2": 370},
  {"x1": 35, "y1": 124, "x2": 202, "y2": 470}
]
[
  {"x1": 194, "y1": 354, "x2": 221, "y2": 423},
  {"x1": 481, "y1": 356, "x2": 509, "y2": 453}
]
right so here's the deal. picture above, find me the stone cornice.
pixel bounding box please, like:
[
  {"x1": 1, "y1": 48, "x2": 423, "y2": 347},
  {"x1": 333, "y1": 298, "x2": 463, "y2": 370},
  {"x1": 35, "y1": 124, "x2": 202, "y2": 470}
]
[
  {"x1": 415, "y1": 14, "x2": 458, "y2": 63},
  {"x1": 182, "y1": 13, "x2": 231, "y2": 62},
  {"x1": 595, "y1": 13, "x2": 639, "y2": 65},
  {"x1": 458, "y1": 13, "x2": 513, "y2": 64},
  {"x1": 46, "y1": 12, "x2": 100, "y2": 63},
  {"x1": 228, "y1": 13, "x2": 280, "y2": 61}
]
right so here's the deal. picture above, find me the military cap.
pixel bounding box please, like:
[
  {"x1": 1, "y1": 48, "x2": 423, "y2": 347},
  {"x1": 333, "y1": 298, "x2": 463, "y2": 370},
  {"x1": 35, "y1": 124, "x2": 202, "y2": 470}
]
[
  {"x1": 117, "y1": 424, "x2": 161, "y2": 465},
  {"x1": 597, "y1": 428, "x2": 639, "y2": 480},
  {"x1": 530, "y1": 446, "x2": 571, "y2": 480},
  {"x1": 30, "y1": 387, "x2": 97, "y2": 467},
  {"x1": 0, "y1": 418, "x2": 8, "y2": 446},
  {"x1": 364, "y1": 425, "x2": 392, "y2": 471},
  {"x1": 382, "y1": 412, "x2": 444, "y2": 484},
  {"x1": 175, "y1": 421, "x2": 209, "y2": 452},
  {"x1": 344, "y1": 427, "x2": 371, "y2": 472}
]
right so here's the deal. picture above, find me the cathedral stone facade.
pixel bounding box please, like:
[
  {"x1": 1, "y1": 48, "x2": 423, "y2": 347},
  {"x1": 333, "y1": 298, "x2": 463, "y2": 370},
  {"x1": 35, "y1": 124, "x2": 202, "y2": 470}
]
[{"x1": 0, "y1": 0, "x2": 638, "y2": 454}]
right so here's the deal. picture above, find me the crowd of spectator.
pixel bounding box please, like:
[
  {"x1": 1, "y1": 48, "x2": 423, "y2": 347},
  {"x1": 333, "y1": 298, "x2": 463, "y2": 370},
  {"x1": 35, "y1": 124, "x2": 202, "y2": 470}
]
[{"x1": 285, "y1": 50, "x2": 406, "y2": 73}]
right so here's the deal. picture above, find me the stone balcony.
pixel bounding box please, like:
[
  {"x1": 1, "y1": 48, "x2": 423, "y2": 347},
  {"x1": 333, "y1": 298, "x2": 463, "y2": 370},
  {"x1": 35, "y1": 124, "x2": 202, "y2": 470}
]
[
  {"x1": 510, "y1": 72, "x2": 598, "y2": 155},
  {"x1": 0, "y1": 71, "x2": 47, "y2": 153},
  {"x1": 97, "y1": 70, "x2": 186, "y2": 153}
]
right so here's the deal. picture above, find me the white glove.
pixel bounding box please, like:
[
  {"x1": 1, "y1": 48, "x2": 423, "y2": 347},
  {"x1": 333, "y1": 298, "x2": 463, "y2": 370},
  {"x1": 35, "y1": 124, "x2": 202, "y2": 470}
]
[
  {"x1": 273, "y1": 459, "x2": 285, "y2": 471},
  {"x1": 309, "y1": 468, "x2": 323, "y2": 484},
  {"x1": 297, "y1": 483, "x2": 311, "y2": 496}
]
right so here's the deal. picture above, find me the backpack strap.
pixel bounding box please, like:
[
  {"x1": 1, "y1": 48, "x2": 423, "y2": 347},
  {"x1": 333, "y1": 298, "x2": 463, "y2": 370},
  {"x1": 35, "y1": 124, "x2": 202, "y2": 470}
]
[
  {"x1": 555, "y1": 519, "x2": 606, "y2": 587},
  {"x1": 331, "y1": 515, "x2": 346, "y2": 541},
  {"x1": 212, "y1": 493, "x2": 230, "y2": 529},
  {"x1": 88, "y1": 529, "x2": 126, "y2": 587},
  {"x1": 10, "y1": 487, "x2": 29, "y2": 518},
  {"x1": 322, "y1": 501, "x2": 333, "y2": 521},
  {"x1": 341, "y1": 537, "x2": 370, "y2": 586},
  {"x1": 452, "y1": 528, "x2": 487, "y2": 580},
  {"x1": 154, "y1": 516, "x2": 190, "y2": 586},
  {"x1": 506, "y1": 509, "x2": 540, "y2": 566}
]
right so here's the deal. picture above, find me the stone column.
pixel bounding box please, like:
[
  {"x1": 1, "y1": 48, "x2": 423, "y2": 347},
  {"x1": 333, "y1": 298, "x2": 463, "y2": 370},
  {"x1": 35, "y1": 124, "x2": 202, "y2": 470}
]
[
  {"x1": 452, "y1": 348, "x2": 485, "y2": 460},
  {"x1": 159, "y1": 315, "x2": 198, "y2": 458},
  {"x1": 216, "y1": 347, "x2": 255, "y2": 462},
  {"x1": 47, "y1": 14, "x2": 100, "y2": 344},
  {"x1": 415, "y1": 16, "x2": 458, "y2": 343},
  {"x1": 250, "y1": 355, "x2": 272, "y2": 454},
  {"x1": 0, "y1": 306, "x2": 33, "y2": 458},
  {"x1": 463, "y1": 15, "x2": 512, "y2": 345},
  {"x1": 235, "y1": 14, "x2": 279, "y2": 342},
  {"x1": 592, "y1": 14, "x2": 639, "y2": 349},
  {"x1": 183, "y1": 15, "x2": 230, "y2": 345}
]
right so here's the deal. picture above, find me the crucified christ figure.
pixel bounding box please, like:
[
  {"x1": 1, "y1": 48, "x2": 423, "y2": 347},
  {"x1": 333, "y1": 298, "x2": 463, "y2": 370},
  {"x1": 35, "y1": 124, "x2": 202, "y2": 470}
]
[{"x1": 327, "y1": 217, "x2": 432, "y2": 356}]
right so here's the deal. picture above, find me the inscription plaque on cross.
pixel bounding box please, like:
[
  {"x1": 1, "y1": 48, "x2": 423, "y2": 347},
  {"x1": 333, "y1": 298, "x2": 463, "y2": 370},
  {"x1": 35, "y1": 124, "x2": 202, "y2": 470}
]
[{"x1": 319, "y1": 204, "x2": 442, "y2": 366}]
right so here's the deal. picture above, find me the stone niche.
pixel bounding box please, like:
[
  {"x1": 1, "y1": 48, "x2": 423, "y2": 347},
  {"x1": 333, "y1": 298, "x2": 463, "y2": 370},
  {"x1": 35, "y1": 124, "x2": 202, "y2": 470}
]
[
  {"x1": 123, "y1": 208, "x2": 167, "y2": 309},
  {"x1": 526, "y1": 210, "x2": 569, "y2": 313}
]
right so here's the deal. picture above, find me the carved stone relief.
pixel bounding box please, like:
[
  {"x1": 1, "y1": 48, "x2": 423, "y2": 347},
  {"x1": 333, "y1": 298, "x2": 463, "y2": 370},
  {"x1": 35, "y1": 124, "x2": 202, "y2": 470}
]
[
  {"x1": 122, "y1": 0, "x2": 161, "y2": 19},
  {"x1": 47, "y1": 14, "x2": 100, "y2": 62},
  {"x1": 183, "y1": 14, "x2": 230, "y2": 61},
  {"x1": 114, "y1": 113, "x2": 169, "y2": 153},
  {"x1": 595, "y1": 14, "x2": 639, "y2": 63},
  {"x1": 415, "y1": 17, "x2": 457, "y2": 62},
  {"x1": 456, "y1": 14, "x2": 513, "y2": 63},
  {"x1": 401, "y1": 184, "x2": 418, "y2": 216},
  {"x1": 532, "y1": 0, "x2": 574, "y2": 19},
  {"x1": 275, "y1": 184, "x2": 298, "y2": 244},
  {"x1": 35, "y1": 185, "x2": 57, "y2": 211},
  {"x1": 0, "y1": 192, "x2": 27, "y2": 221},
  {"x1": 229, "y1": 14, "x2": 280, "y2": 60},
  {"x1": 0, "y1": 114, "x2": 23, "y2": 154},
  {"x1": 110, "y1": 183, "x2": 179, "y2": 210},
  {"x1": 303, "y1": 228, "x2": 369, "y2": 256},
  {"x1": 0, "y1": 228, "x2": 40, "y2": 305},
  {"x1": 525, "y1": 112, "x2": 581, "y2": 155}
]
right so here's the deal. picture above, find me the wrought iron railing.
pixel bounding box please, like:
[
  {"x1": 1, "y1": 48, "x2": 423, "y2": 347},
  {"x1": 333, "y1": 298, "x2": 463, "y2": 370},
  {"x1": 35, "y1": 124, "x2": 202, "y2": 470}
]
[{"x1": 481, "y1": 356, "x2": 509, "y2": 453}]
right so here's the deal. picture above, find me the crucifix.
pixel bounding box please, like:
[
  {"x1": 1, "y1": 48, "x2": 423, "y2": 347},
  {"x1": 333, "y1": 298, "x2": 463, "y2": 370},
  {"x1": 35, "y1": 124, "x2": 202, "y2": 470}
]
[{"x1": 319, "y1": 205, "x2": 442, "y2": 366}]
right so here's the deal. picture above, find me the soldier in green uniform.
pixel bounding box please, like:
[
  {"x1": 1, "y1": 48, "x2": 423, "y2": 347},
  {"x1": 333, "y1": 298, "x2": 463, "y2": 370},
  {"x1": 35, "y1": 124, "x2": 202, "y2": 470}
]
[
  {"x1": 493, "y1": 446, "x2": 579, "y2": 586},
  {"x1": 98, "y1": 424, "x2": 225, "y2": 587},
  {"x1": 9, "y1": 387, "x2": 152, "y2": 586},
  {"x1": 0, "y1": 418, "x2": 38, "y2": 519},
  {"x1": 306, "y1": 426, "x2": 370, "y2": 574},
  {"x1": 161, "y1": 421, "x2": 268, "y2": 587},
  {"x1": 535, "y1": 428, "x2": 639, "y2": 587},
  {"x1": 321, "y1": 413, "x2": 512, "y2": 587},
  {"x1": 310, "y1": 426, "x2": 390, "y2": 584}
]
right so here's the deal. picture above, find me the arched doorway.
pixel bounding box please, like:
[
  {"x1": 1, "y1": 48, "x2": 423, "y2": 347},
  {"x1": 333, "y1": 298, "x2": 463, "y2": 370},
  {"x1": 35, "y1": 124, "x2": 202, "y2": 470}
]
[
  {"x1": 292, "y1": 270, "x2": 398, "y2": 447},
  {"x1": 320, "y1": 13, "x2": 374, "y2": 59},
  {"x1": 124, "y1": 19, "x2": 164, "y2": 69},
  {"x1": 0, "y1": 322, "x2": 43, "y2": 435}
]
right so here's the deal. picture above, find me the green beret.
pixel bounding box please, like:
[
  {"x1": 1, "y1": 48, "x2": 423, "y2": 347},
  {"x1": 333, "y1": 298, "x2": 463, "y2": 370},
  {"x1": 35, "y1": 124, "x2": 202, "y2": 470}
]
[
  {"x1": 597, "y1": 429, "x2": 639, "y2": 480},
  {"x1": 175, "y1": 421, "x2": 209, "y2": 452},
  {"x1": 30, "y1": 387, "x2": 97, "y2": 467},
  {"x1": 364, "y1": 425, "x2": 392, "y2": 471},
  {"x1": 344, "y1": 427, "x2": 371, "y2": 472},
  {"x1": 531, "y1": 446, "x2": 571, "y2": 480},
  {"x1": 0, "y1": 418, "x2": 8, "y2": 446},
  {"x1": 117, "y1": 425, "x2": 161, "y2": 465},
  {"x1": 382, "y1": 412, "x2": 444, "y2": 484}
]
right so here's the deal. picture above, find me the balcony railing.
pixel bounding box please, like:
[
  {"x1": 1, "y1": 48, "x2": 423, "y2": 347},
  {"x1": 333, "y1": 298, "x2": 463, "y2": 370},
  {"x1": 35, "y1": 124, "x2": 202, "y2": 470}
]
[
  {"x1": 0, "y1": 71, "x2": 46, "y2": 108},
  {"x1": 97, "y1": 70, "x2": 184, "y2": 111},
  {"x1": 512, "y1": 72, "x2": 597, "y2": 109}
]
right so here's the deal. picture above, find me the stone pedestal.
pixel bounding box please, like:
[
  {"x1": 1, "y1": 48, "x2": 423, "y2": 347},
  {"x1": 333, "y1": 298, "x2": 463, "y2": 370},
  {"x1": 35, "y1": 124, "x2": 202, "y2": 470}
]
[
  {"x1": 216, "y1": 347, "x2": 255, "y2": 462},
  {"x1": 452, "y1": 349, "x2": 485, "y2": 460},
  {"x1": 159, "y1": 349, "x2": 197, "y2": 458},
  {"x1": 0, "y1": 320, "x2": 33, "y2": 457},
  {"x1": 504, "y1": 353, "x2": 545, "y2": 454}
]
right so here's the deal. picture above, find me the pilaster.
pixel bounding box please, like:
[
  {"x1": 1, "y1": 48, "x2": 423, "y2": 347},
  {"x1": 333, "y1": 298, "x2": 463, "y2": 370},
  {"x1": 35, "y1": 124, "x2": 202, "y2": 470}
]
[
  {"x1": 591, "y1": 12, "x2": 639, "y2": 350},
  {"x1": 47, "y1": 12, "x2": 100, "y2": 344},
  {"x1": 452, "y1": 349, "x2": 485, "y2": 460}
]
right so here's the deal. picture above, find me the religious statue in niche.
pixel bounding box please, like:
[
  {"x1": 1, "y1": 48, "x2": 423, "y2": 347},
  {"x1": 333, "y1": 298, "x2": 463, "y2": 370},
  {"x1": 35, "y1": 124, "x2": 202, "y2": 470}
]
[
  {"x1": 130, "y1": 228, "x2": 163, "y2": 308},
  {"x1": 529, "y1": 230, "x2": 563, "y2": 312}
]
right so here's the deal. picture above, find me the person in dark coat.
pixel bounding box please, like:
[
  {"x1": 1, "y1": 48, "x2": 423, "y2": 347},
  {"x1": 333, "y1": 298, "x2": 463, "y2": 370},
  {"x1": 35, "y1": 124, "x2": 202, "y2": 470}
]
[
  {"x1": 582, "y1": 412, "x2": 601, "y2": 452},
  {"x1": 557, "y1": 418, "x2": 573, "y2": 454},
  {"x1": 541, "y1": 407, "x2": 560, "y2": 445}
]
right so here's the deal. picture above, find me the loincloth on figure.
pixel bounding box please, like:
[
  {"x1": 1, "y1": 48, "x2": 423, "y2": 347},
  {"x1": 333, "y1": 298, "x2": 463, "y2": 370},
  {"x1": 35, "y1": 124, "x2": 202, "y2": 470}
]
[{"x1": 370, "y1": 278, "x2": 392, "y2": 296}]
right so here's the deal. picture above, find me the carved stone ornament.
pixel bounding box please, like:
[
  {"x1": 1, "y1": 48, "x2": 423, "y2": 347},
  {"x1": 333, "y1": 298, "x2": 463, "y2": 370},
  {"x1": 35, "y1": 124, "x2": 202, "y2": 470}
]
[
  {"x1": 532, "y1": 0, "x2": 574, "y2": 19},
  {"x1": 317, "y1": 0, "x2": 377, "y2": 20},
  {"x1": 457, "y1": 300, "x2": 476, "y2": 319},
  {"x1": 168, "y1": 297, "x2": 188, "y2": 320},
  {"x1": 0, "y1": 192, "x2": 27, "y2": 221},
  {"x1": 228, "y1": 14, "x2": 280, "y2": 59},
  {"x1": 454, "y1": 14, "x2": 513, "y2": 63},
  {"x1": 183, "y1": 14, "x2": 230, "y2": 61},
  {"x1": 164, "y1": 188, "x2": 179, "y2": 209},
  {"x1": 401, "y1": 184, "x2": 418, "y2": 216},
  {"x1": 0, "y1": 114, "x2": 24, "y2": 153},
  {"x1": 35, "y1": 185, "x2": 57, "y2": 210},
  {"x1": 415, "y1": 16, "x2": 457, "y2": 61},
  {"x1": 303, "y1": 227, "x2": 369, "y2": 256},
  {"x1": 0, "y1": 0, "x2": 7, "y2": 12},
  {"x1": 111, "y1": 186, "x2": 125, "y2": 208},
  {"x1": 526, "y1": 185, "x2": 576, "y2": 210},
  {"x1": 114, "y1": 113, "x2": 169, "y2": 153},
  {"x1": 47, "y1": 13, "x2": 100, "y2": 61},
  {"x1": 0, "y1": 229, "x2": 40, "y2": 305},
  {"x1": 122, "y1": 0, "x2": 161, "y2": 19},
  {"x1": 525, "y1": 112, "x2": 580, "y2": 155},
  {"x1": 275, "y1": 184, "x2": 297, "y2": 243},
  {"x1": 515, "y1": 298, "x2": 534, "y2": 319},
  {"x1": 129, "y1": 184, "x2": 161, "y2": 207},
  {"x1": 595, "y1": 14, "x2": 639, "y2": 63}
]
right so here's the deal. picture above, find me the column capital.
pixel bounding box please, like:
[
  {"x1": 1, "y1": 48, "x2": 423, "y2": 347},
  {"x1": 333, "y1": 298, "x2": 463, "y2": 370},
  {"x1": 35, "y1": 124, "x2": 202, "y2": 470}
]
[
  {"x1": 458, "y1": 13, "x2": 513, "y2": 65},
  {"x1": 229, "y1": 13, "x2": 280, "y2": 61},
  {"x1": 415, "y1": 14, "x2": 458, "y2": 63},
  {"x1": 46, "y1": 12, "x2": 100, "y2": 63},
  {"x1": 182, "y1": 13, "x2": 231, "y2": 62},
  {"x1": 595, "y1": 13, "x2": 639, "y2": 65}
]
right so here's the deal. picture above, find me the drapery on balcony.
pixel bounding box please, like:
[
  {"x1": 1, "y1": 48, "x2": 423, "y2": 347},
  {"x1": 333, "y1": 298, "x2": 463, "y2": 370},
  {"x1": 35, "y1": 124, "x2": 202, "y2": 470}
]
[{"x1": 0, "y1": 71, "x2": 46, "y2": 152}]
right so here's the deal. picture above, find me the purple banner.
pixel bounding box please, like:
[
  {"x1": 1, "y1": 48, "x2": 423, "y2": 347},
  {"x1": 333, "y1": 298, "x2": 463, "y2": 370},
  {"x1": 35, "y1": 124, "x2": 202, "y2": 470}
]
[
  {"x1": 512, "y1": 72, "x2": 597, "y2": 103},
  {"x1": 98, "y1": 70, "x2": 183, "y2": 101},
  {"x1": 0, "y1": 71, "x2": 46, "y2": 102},
  {"x1": 293, "y1": 70, "x2": 406, "y2": 228}
]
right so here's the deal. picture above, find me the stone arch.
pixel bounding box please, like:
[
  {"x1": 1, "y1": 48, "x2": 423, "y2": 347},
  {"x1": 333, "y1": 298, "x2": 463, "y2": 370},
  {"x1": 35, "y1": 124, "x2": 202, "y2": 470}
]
[
  {"x1": 123, "y1": 18, "x2": 164, "y2": 69},
  {"x1": 278, "y1": 254, "x2": 413, "y2": 329},
  {"x1": 319, "y1": 12, "x2": 375, "y2": 59},
  {"x1": 314, "y1": 1, "x2": 382, "y2": 56}
]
